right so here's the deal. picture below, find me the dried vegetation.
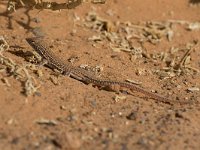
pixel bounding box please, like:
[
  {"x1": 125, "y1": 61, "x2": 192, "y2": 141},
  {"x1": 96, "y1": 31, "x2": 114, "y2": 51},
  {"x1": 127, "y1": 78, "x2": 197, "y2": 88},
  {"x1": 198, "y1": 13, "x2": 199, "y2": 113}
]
[
  {"x1": 7, "y1": 0, "x2": 106, "y2": 12},
  {"x1": 83, "y1": 12, "x2": 199, "y2": 79},
  {"x1": 0, "y1": 0, "x2": 199, "y2": 98},
  {"x1": 0, "y1": 0, "x2": 106, "y2": 96},
  {"x1": 0, "y1": 36, "x2": 40, "y2": 96}
]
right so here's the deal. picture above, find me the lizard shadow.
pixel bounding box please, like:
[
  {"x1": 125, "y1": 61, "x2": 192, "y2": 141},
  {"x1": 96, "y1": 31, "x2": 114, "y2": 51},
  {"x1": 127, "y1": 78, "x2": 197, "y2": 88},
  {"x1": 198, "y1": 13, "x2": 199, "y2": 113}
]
[
  {"x1": 8, "y1": 47, "x2": 177, "y2": 106},
  {"x1": 189, "y1": 0, "x2": 200, "y2": 4},
  {"x1": 0, "y1": 3, "x2": 34, "y2": 32},
  {"x1": 0, "y1": 0, "x2": 83, "y2": 33},
  {"x1": 0, "y1": 11, "x2": 13, "y2": 29},
  {"x1": 8, "y1": 47, "x2": 35, "y2": 63}
]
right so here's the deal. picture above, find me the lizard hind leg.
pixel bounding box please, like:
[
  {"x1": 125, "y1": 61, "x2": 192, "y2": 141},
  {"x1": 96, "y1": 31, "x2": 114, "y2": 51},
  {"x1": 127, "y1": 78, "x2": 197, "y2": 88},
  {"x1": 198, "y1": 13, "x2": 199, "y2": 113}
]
[{"x1": 38, "y1": 58, "x2": 48, "y2": 66}]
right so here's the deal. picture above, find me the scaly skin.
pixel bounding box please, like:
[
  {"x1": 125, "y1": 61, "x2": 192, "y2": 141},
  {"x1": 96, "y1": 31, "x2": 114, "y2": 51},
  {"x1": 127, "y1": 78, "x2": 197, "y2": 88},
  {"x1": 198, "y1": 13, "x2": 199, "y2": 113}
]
[{"x1": 26, "y1": 37, "x2": 174, "y2": 104}]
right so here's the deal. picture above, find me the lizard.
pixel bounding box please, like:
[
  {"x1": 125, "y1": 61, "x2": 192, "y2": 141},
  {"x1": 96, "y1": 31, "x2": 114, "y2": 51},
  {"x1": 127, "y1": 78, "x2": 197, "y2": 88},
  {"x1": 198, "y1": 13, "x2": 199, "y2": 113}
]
[{"x1": 26, "y1": 37, "x2": 175, "y2": 104}]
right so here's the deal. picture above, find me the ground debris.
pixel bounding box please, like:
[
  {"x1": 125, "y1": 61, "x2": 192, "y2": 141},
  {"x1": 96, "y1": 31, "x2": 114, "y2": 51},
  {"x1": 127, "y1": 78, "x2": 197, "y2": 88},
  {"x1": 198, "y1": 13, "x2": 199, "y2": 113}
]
[
  {"x1": 83, "y1": 12, "x2": 200, "y2": 72},
  {"x1": 187, "y1": 87, "x2": 199, "y2": 92},
  {"x1": 83, "y1": 13, "x2": 177, "y2": 61},
  {"x1": 1, "y1": 77, "x2": 11, "y2": 87},
  {"x1": 7, "y1": 0, "x2": 106, "y2": 12},
  {"x1": 20, "y1": 65, "x2": 40, "y2": 96},
  {"x1": 83, "y1": 13, "x2": 200, "y2": 81},
  {"x1": 51, "y1": 132, "x2": 82, "y2": 149},
  {"x1": 114, "y1": 95, "x2": 126, "y2": 103},
  {"x1": 127, "y1": 21, "x2": 174, "y2": 44},
  {"x1": 187, "y1": 22, "x2": 200, "y2": 31},
  {"x1": 35, "y1": 118, "x2": 58, "y2": 126},
  {"x1": 0, "y1": 36, "x2": 9, "y2": 52},
  {"x1": 0, "y1": 36, "x2": 40, "y2": 96},
  {"x1": 153, "y1": 41, "x2": 199, "y2": 78}
]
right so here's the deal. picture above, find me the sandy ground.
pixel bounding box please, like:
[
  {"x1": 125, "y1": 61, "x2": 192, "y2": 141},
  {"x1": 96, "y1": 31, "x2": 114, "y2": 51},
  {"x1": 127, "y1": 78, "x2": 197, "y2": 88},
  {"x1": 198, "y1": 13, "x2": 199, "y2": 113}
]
[{"x1": 0, "y1": 0, "x2": 200, "y2": 149}]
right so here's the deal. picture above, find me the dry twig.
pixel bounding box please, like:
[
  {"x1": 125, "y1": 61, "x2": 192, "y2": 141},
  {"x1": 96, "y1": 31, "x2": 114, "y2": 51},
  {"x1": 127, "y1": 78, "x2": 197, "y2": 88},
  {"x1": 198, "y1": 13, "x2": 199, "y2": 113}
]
[
  {"x1": 7, "y1": 0, "x2": 106, "y2": 12},
  {"x1": 0, "y1": 36, "x2": 40, "y2": 96}
]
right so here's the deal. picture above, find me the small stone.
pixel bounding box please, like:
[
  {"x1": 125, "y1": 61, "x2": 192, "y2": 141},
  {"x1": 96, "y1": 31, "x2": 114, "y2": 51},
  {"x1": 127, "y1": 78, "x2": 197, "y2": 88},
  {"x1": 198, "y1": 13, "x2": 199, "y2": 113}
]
[{"x1": 187, "y1": 87, "x2": 199, "y2": 92}]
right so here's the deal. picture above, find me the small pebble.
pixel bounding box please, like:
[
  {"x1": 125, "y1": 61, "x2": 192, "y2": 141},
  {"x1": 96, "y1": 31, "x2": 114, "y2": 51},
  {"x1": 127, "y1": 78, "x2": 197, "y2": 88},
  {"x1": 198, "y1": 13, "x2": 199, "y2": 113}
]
[{"x1": 187, "y1": 87, "x2": 199, "y2": 92}]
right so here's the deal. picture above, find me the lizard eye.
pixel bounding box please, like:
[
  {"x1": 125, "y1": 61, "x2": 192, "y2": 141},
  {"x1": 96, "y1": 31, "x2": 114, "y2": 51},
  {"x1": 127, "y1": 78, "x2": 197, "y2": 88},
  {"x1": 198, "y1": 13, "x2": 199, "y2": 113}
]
[{"x1": 26, "y1": 38, "x2": 34, "y2": 44}]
